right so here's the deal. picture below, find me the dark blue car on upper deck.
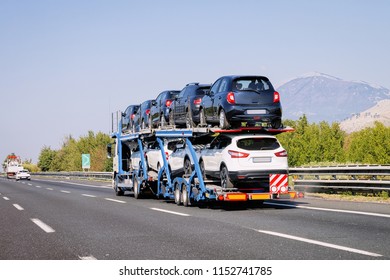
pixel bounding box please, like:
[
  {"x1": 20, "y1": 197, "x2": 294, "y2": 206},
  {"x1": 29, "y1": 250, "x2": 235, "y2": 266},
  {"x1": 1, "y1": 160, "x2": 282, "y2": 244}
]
[{"x1": 199, "y1": 75, "x2": 282, "y2": 129}]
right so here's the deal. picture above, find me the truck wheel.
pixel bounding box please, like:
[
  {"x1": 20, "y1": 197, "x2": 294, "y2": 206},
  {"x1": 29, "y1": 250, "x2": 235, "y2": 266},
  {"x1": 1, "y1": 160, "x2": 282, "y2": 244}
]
[
  {"x1": 115, "y1": 186, "x2": 124, "y2": 196},
  {"x1": 181, "y1": 184, "x2": 190, "y2": 207},
  {"x1": 174, "y1": 182, "x2": 182, "y2": 205},
  {"x1": 133, "y1": 177, "x2": 140, "y2": 199}
]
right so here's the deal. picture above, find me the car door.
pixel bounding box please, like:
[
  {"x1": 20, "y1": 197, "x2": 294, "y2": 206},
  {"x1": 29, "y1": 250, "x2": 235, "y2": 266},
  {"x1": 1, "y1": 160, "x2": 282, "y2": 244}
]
[
  {"x1": 201, "y1": 136, "x2": 225, "y2": 173},
  {"x1": 212, "y1": 78, "x2": 229, "y2": 121},
  {"x1": 204, "y1": 79, "x2": 221, "y2": 122}
]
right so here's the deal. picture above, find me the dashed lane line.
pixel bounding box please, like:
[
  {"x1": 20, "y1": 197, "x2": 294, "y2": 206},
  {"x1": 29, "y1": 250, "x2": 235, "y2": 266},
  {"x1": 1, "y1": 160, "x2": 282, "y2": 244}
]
[
  {"x1": 104, "y1": 198, "x2": 126, "y2": 204},
  {"x1": 60, "y1": 190, "x2": 71, "y2": 194},
  {"x1": 150, "y1": 207, "x2": 190, "y2": 217},
  {"x1": 256, "y1": 230, "x2": 382, "y2": 257},
  {"x1": 31, "y1": 218, "x2": 55, "y2": 233},
  {"x1": 3, "y1": 197, "x2": 10, "y2": 201},
  {"x1": 82, "y1": 194, "x2": 97, "y2": 198},
  {"x1": 79, "y1": 255, "x2": 97, "y2": 260},
  {"x1": 13, "y1": 204, "x2": 24, "y2": 211},
  {"x1": 46, "y1": 188, "x2": 53, "y2": 191}
]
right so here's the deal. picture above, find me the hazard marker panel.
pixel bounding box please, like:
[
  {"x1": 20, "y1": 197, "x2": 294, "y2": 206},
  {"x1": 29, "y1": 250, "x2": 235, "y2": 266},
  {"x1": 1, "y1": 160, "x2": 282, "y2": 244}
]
[{"x1": 269, "y1": 174, "x2": 289, "y2": 194}]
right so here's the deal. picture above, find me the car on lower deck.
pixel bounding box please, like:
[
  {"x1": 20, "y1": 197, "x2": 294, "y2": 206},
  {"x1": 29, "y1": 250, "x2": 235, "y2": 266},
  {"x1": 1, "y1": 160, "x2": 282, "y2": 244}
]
[
  {"x1": 200, "y1": 75, "x2": 282, "y2": 129},
  {"x1": 198, "y1": 134, "x2": 288, "y2": 191}
]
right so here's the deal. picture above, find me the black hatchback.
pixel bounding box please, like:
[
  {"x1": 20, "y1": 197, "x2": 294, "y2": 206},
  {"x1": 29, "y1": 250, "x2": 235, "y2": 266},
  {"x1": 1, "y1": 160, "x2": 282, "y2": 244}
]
[
  {"x1": 150, "y1": 90, "x2": 180, "y2": 128},
  {"x1": 121, "y1": 104, "x2": 139, "y2": 133},
  {"x1": 200, "y1": 75, "x2": 282, "y2": 129},
  {"x1": 132, "y1": 100, "x2": 154, "y2": 132},
  {"x1": 169, "y1": 83, "x2": 211, "y2": 128}
]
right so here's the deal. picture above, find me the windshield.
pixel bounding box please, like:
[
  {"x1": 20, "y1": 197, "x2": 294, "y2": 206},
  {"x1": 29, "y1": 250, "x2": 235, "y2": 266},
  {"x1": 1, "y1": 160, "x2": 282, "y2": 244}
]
[{"x1": 233, "y1": 77, "x2": 273, "y2": 92}]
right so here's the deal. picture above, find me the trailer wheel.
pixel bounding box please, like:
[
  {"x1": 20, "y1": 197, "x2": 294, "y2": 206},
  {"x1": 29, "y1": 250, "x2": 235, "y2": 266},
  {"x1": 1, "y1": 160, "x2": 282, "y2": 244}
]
[
  {"x1": 174, "y1": 182, "x2": 182, "y2": 205},
  {"x1": 133, "y1": 177, "x2": 140, "y2": 199},
  {"x1": 182, "y1": 184, "x2": 191, "y2": 207}
]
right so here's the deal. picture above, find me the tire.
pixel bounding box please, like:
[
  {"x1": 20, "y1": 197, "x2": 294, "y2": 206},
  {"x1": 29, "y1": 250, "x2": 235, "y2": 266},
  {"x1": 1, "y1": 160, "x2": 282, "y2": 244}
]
[
  {"x1": 220, "y1": 165, "x2": 233, "y2": 189},
  {"x1": 184, "y1": 158, "x2": 192, "y2": 176},
  {"x1": 182, "y1": 184, "x2": 190, "y2": 207},
  {"x1": 160, "y1": 114, "x2": 166, "y2": 128},
  {"x1": 219, "y1": 109, "x2": 230, "y2": 129},
  {"x1": 185, "y1": 111, "x2": 195, "y2": 128},
  {"x1": 115, "y1": 186, "x2": 124, "y2": 196},
  {"x1": 199, "y1": 108, "x2": 206, "y2": 126},
  {"x1": 133, "y1": 177, "x2": 140, "y2": 199},
  {"x1": 199, "y1": 160, "x2": 206, "y2": 179},
  {"x1": 174, "y1": 183, "x2": 182, "y2": 205}
]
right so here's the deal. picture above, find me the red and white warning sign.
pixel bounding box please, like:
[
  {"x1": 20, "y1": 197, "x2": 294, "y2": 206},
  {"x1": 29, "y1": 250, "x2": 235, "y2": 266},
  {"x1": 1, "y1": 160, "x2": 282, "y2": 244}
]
[{"x1": 269, "y1": 174, "x2": 288, "y2": 194}]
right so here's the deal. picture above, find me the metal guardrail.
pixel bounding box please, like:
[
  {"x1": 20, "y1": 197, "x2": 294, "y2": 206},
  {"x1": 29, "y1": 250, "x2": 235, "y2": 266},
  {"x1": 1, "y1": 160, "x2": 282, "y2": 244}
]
[
  {"x1": 289, "y1": 165, "x2": 390, "y2": 193},
  {"x1": 30, "y1": 165, "x2": 390, "y2": 193}
]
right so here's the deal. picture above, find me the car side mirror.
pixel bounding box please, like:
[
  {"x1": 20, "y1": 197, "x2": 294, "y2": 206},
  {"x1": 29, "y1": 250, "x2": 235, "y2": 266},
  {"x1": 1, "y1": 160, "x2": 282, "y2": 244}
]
[{"x1": 151, "y1": 100, "x2": 157, "y2": 106}]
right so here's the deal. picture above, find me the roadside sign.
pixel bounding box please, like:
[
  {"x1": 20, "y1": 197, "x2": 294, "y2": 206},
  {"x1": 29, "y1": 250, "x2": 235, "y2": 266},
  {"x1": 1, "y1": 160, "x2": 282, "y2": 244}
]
[{"x1": 82, "y1": 154, "x2": 91, "y2": 169}]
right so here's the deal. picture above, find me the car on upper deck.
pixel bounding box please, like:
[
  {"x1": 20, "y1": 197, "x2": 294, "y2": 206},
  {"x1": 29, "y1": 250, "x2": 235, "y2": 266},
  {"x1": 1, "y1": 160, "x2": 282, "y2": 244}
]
[
  {"x1": 132, "y1": 100, "x2": 154, "y2": 132},
  {"x1": 169, "y1": 83, "x2": 211, "y2": 128},
  {"x1": 150, "y1": 90, "x2": 180, "y2": 128},
  {"x1": 199, "y1": 75, "x2": 282, "y2": 129},
  {"x1": 121, "y1": 104, "x2": 140, "y2": 133}
]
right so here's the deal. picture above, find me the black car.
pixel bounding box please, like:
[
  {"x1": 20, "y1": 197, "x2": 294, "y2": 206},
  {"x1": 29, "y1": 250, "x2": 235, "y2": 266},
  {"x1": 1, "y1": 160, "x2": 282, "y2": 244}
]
[
  {"x1": 121, "y1": 104, "x2": 140, "y2": 133},
  {"x1": 169, "y1": 83, "x2": 211, "y2": 128},
  {"x1": 199, "y1": 75, "x2": 282, "y2": 129},
  {"x1": 150, "y1": 90, "x2": 180, "y2": 128},
  {"x1": 132, "y1": 100, "x2": 154, "y2": 132}
]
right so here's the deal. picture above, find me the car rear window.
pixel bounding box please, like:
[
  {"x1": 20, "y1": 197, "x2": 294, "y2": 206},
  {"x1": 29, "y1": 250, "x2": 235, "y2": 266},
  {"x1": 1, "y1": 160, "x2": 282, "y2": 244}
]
[
  {"x1": 236, "y1": 138, "x2": 280, "y2": 151},
  {"x1": 233, "y1": 77, "x2": 273, "y2": 91}
]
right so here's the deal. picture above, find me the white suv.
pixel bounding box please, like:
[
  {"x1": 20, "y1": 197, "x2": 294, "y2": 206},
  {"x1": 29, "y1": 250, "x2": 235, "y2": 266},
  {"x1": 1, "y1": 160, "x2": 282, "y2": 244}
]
[
  {"x1": 199, "y1": 134, "x2": 288, "y2": 190},
  {"x1": 146, "y1": 140, "x2": 180, "y2": 172}
]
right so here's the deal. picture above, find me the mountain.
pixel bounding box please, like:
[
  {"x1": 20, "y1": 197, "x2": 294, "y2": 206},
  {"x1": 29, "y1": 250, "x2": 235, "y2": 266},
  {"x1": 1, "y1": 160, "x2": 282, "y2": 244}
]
[
  {"x1": 277, "y1": 72, "x2": 390, "y2": 123},
  {"x1": 339, "y1": 99, "x2": 390, "y2": 133}
]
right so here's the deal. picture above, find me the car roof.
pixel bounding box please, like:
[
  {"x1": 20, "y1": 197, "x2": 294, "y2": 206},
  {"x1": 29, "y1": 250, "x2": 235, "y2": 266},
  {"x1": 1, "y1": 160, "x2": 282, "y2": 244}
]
[
  {"x1": 218, "y1": 75, "x2": 270, "y2": 81},
  {"x1": 220, "y1": 134, "x2": 277, "y2": 140}
]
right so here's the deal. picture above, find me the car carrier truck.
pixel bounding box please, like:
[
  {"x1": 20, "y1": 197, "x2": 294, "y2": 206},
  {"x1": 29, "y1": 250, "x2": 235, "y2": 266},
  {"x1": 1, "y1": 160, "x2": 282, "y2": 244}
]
[{"x1": 108, "y1": 111, "x2": 297, "y2": 206}]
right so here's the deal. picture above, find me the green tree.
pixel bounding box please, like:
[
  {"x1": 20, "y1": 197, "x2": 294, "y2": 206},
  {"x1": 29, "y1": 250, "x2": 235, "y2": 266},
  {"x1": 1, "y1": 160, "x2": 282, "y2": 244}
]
[{"x1": 37, "y1": 146, "x2": 57, "y2": 171}]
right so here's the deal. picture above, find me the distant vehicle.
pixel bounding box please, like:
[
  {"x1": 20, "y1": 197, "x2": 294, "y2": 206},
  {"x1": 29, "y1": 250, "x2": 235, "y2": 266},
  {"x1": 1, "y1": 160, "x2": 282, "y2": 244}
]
[
  {"x1": 199, "y1": 134, "x2": 288, "y2": 189},
  {"x1": 132, "y1": 100, "x2": 154, "y2": 132},
  {"x1": 200, "y1": 75, "x2": 282, "y2": 129},
  {"x1": 4, "y1": 154, "x2": 23, "y2": 179},
  {"x1": 121, "y1": 105, "x2": 140, "y2": 133},
  {"x1": 15, "y1": 169, "x2": 31, "y2": 181},
  {"x1": 169, "y1": 83, "x2": 211, "y2": 128},
  {"x1": 150, "y1": 90, "x2": 180, "y2": 128}
]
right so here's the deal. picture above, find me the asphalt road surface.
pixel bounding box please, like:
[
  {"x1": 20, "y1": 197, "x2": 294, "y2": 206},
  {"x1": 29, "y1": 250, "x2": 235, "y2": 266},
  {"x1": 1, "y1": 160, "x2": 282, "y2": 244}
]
[{"x1": 1, "y1": 176, "x2": 389, "y2": 260}]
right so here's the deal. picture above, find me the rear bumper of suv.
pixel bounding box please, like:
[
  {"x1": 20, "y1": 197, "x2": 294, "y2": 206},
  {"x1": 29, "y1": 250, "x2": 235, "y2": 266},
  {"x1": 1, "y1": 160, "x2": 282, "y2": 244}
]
[
  {"x1": 225, "y1": 105, "x2": 282, "y2": 128},
  {"x1": 229, "y1": 169, "x2": 288, "y2": 182}
]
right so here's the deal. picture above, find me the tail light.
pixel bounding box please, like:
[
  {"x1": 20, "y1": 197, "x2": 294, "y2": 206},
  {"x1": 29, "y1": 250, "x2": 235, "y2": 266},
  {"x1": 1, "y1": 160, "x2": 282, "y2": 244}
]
[
  {"x1": 275, "y1": 150, "x2": 287, "y2": 157},
  {"x1": 227, "y1": 92, "x2": 235, "y2": 104},
  {"x1": 273, "y1": 91, "x2": 280, "y2": 103},
  {"x1": 131, "y1": 114, "x2": 135, "y2": 120},
  {"x1": 145, "y1": 109, "x2": 150, "y2": 115},
  {"x1": 228, "y1": 150, "x2": 249, "y2": 158},
  {"x1": 165, "y1": 100, "x2": 172, "y2": 107},
  {"x1": 165, "y1": 151, "x2": 169, "y2": 160},
  {"x1": 193, "y1": 98, "x2": 202, "y2": 105}
]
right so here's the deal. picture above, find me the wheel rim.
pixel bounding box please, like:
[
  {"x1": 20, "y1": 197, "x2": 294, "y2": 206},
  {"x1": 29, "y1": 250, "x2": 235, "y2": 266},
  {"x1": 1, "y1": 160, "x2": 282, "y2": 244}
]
[
  {"x1": 182, "y1": 185, "x2": 189, "y2": 206},
  {"x1": 200, "y1": 161, "x2": 206, "y2": 178},
  {"x1": 133, "y1": 178, "x2": 139, "y2": 198},
  {"x1": 220, "y1": 167, "x2": 228, "y2": 189},
  {"x1": 174, "y1": 184, "x2": 181, "y2": 205}
]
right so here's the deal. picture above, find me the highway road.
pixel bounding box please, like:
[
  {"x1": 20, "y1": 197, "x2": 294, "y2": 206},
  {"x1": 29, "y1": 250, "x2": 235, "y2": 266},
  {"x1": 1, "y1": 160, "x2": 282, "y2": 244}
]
[{"x1": 1, "y1": 176, "x2": 389, "y2": 260}]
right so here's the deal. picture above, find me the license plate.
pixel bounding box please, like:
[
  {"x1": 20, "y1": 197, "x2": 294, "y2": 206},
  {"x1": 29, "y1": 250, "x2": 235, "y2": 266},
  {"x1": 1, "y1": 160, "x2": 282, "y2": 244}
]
[
  {"x1": 247, "y1": 109, "x2": 266, "y2": 114},
  {"x1": 253, "y1": 157, "x2": 271, "y2": 163}
]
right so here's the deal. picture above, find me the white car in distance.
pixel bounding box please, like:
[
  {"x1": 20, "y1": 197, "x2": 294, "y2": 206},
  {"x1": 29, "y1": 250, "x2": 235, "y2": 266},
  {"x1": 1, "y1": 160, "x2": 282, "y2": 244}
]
[{"x1": 15, "y1": 169, "x2": 31, "y2": 181}]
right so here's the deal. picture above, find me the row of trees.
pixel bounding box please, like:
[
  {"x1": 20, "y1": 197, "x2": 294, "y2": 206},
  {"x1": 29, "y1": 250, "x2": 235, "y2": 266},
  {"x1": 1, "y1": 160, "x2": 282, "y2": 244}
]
[
  {"x1": 277, "y1": 116, "x2": 390, "y2": 166},
  {"x1": 37, "y1": 131, "x2": 112, "y2": 172},
  {"x1": 31, "y1": 117, "x2": 388, "y2": 172}
]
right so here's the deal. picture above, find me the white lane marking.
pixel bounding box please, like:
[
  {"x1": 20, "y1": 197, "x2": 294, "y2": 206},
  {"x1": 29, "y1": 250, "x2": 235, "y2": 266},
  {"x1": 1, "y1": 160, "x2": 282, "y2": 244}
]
[
  {"x1": 36, "y1": 185, "x2": 41, "y2": 188},
  {"x1": 3, "y1": 197, "x2": 10, "y2": 200},
  {"x1": 60, "y1": 190, "x2": 71, "y2": 194},
  {"x1": 35, "y1": 179, "x2": 111, "y2": 189},
  {"x1": 27, "y1": 183, "x2": 32, "y2": 186},
  {"x1": 264, "y1": 202, "x2": 390, "y2": 219},
  {"x1": 150, "y1": 207, "x2": 190, "y2": 217},
  {"x1": 31, "y1": 218, "x2": 55, "y2": 233},
  {"x1": 257, "y1": 230, "x2": 382, "y2": 257},
  {"x1": 79, "y1": 255, "x2": 97, "y2": 260},
  {"x1": 104, "y1": 198, "x2": 126, "y2": 204},
  {"x1": 13, "y1": 204, "x2": 24, "y2": 211},
  {"x1": 46, "y1": 188, "x2": 53, "y2": 191},
  {"x1": 82, "y1": 194, "x2": 97, "y2": 198}
]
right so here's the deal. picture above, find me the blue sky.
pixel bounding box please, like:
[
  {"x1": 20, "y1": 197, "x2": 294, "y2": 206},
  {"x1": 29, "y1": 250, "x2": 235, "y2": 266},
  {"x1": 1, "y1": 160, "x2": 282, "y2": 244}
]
[{"x1": 1, "y1": 0, "x2": 389, "y2": 164}]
